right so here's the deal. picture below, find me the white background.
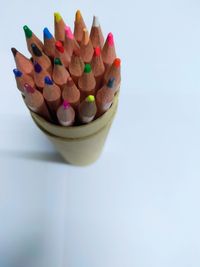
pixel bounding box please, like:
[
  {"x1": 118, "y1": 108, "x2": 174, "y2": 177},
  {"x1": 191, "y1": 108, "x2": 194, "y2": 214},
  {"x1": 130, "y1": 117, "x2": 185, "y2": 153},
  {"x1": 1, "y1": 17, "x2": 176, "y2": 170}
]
[{"x1": 1, "y1": 0, "x2": 200, "y2": 266}]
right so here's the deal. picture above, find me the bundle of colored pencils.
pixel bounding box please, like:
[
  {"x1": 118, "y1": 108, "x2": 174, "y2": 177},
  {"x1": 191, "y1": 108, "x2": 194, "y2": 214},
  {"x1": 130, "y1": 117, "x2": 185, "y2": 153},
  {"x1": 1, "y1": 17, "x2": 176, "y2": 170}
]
[{"x1": 12, "y1": 11, "x2": 121, "y2": 126}]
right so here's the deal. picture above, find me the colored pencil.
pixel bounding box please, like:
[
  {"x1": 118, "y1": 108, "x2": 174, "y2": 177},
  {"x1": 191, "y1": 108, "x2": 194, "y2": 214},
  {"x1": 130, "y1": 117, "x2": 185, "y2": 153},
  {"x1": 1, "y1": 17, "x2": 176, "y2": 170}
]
[
  {"x1": 74, "y1": 10, "x2": 86, "y2": 43},
  {"x1": 90, "y1": 16, "x2": 104, "y2": 48},
  {"x1": 78, "y1": 95, "x2": 97, "y2": 123},
  {"x1": 57, "y1": 100, "x2": 75, "y2": 126},
  {"x1": 80, "y1": 28, "x2": 94, "y2": 63},
  {"x1": 24, "y1": 83, "x2": 51, "y2": 121},
  {"x1": 13, "y1": 68, "x2": 35, "y2": 95},
  {"x1": 102, "y1": 32, "x2": 116, "y2": 68},
  {"x1": 62, "y1": 77, "x2": 80, "y2": 109},
  {"x1": 104, "y1": 58, "x2": 121, "y2": 93},
  {"x1": 33, "y1": 62, "x2": 50, "y2": 90},
  {"x1": 54, "y1": 12, "x2": 66, "y2": 41},
  {"x1": 23, "y1": 25, "x2": 44, "y2": 53},
  {"x1": 43, "y1": 27, "x2": 56, "y2": 58},
  {"x1": 55, "y1": 40, "x2": 70, "y2": 68},
  {"x1": 68, "y1": 50, "x2": 84, "y2": 85},
  {"x1": 91, "y1": 47, "x2": 105, "y2": 90},
  {"x1": 31, "y1": 43, "x2": 52, "y2": 73},
  {"x1": 78, "y1": 64, "x2": 96, "y2": 100},
  {"x1": 52, "y1": 58, "x2": 69, "y2": 87},
  {"x1": 11, "y1": 47, "x2": 34, "y2": 77}
]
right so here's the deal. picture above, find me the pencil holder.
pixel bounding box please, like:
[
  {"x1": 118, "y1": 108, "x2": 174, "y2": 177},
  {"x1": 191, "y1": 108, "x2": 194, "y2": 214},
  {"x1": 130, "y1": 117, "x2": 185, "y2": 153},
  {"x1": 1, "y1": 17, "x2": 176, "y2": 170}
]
[{"x1": 30, "y1": 94, "x2": 119, "y2": 166}]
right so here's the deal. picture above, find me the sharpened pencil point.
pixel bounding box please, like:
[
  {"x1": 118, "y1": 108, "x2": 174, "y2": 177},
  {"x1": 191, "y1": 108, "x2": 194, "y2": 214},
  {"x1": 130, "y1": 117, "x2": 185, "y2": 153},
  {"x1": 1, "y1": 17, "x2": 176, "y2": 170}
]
[
  {"x1": 63, "y1": 100, "x2": 70, "y2": 109},
  {"x1": 65, "y1": 26, "x2": 74, "y2": 39},
  {"x1": 114, "y1": 58, "x2": 121, "y2": 68},
  {"x1": 34, "y1": 62, "x2": 42, "y2": 73},
  {"x1": 94, "y1": 47, "x2": 101, "y2": 56},
  {"x1": 45, "y1": 76, "x2": 53, "y2": 85},
  {"x1": 55, "y1": 41, "x2": 64, "y2": 53},
  {"x1": 24, "y1": 83, "x2": 35, "y2": 93},
  {"x1": 23, "y1": 25, "x2": 32, "y2": 38},
  {"x1": 54, "y1": 58, "x2": 62, "y2": 65},
  {"x1": 31, "y1": 43, "x2": 42, "y2": 57},
  {"x1": 54, "y1": 12, "x2": 62, "y2": 23},
  {"x1": 11, "y1": 47, "x2": 18, "y2": 57},
  {"x1": 86, "y1": 95, "x2": 95, "y2": 103},
  {"x1": 84, "y1": 64, "x2": 92, "y2": 73},
  {"x1": 107, "y1": 33, "x2": 114, "y2": 46},
  {"x1": 93, "y1": 16, "x2": 100, "y2": 27},
  {"x1": 76, "y1": 10, "x2": 82, "y2": 22},
  {"x1": 107, "y1": 77, "x2": 115, "y2": 88},
  {"x1": 13, "y1": 68, "x2": 22, "y2": 77},
  {"x1": 43, "y1": 27, "x2": 53, "y2": 39}
]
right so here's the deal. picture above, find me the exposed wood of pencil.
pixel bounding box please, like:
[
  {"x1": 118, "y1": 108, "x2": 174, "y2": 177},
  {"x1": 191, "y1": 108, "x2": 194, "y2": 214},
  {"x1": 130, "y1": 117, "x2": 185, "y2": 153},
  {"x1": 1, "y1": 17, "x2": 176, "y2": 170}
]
[
  {"x1": 78, "y1": 65, "x2": 96, "y2": 100},
  {"x1": 104, "y1": 58, "x2": 121, "y2": 93},
  {"x1": 54, "y1": 12, "x2": 66, "y2": 41},
  {"x1": 14, "y1": 72, "x2": 35, "y2": 95},
  {"x1": 23, "y1": 25, "x2": 44, "y2": 53},
  {"x1": 91, "y1": 47, "x2": 105, "y2": 90},
  {"x1": 43, "y1": 80, "x2": 61, "y2": 114},
  {"x1": 90, "y1": 16, "x2": 104, "y2": 48},
  {"x1": 55, "y1": 41, "x2": 70, "y2": 67},
  {"x1": 33, "y1": 63, "x2": 50, "y2": 90},
  {"x1": 68, "y1": 51, "x2": 84, "y2": 85},
  {"x1": 52, "y1": 58, "x2": 70, "y2": 87},
  {"x1": 31, "y1": 43, "x2": 52, "y2": 73},
  {"x1": 102, "y1": 33, "x2": 116, "y2": 68},
  {"x1": 62, "y1": 77, "x2": 80, "y2": 108},
  {"x1": 96, "y1": 83, "x2": 115, "y2": 116},
  {"x1": 43, "y1": 29, "x2": 56, "y2": 58},
  {"x1": 74, "y1": 10, "x2": 86, "y2": 43},
  {"x1": 78, "y1": 96, "x2": 97, "y2": 123},
  {"x1": 80, "y1": 29, "x2": 94, "y2": 63}
]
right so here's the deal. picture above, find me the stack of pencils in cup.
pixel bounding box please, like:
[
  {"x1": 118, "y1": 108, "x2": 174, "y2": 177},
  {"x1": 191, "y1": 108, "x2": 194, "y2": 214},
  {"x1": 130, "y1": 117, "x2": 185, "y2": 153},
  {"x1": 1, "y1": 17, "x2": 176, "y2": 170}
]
[{"x1": 11, "y1": 11, "x2": 121, "y2": 126}]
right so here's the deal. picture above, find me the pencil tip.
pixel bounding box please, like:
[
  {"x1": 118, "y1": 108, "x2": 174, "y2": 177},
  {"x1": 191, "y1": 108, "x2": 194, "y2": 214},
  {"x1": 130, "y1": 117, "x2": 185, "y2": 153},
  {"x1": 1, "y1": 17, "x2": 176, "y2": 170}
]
[
  {"x1": 107, "y1": 32, "x2": 114, "y2": 46},
  {"x1": 86, "y1": 95, "x2": 95, "y2": 103},
  {"x1": 55, "y1": 41, "x2": 64, "y2": 53},
  {"x1": 23, "y1": 25, "x2": 32, "y2": 38},
  {"x1": 76, "y1": 10, "x2": 82, "y2": 22},
  {"x1": 67, "y1": 77, "x2": 74, "y2": 86},
  {"x1": 63, "y1": 100, "x2": 70, "y2": 109},
  {"x1": 43, "y1": 27, "x2": 53, "y2": 39},
  {"x1": 34, "y1": 62, "x2": 42, "y2": 73},
  {"x1": 13, "y1": 68, "x2": 22, "y2": 77},
  {"x1": 31, "y1": 43, "x2": 42, "y2": 57},
  {"x1": 94, "y1": 47, "x2": 101, "y2": 56},
  {"x1": 82, "y1": 28, "x2": 89, "y2": 45},
  {"x1": 65, "y1": 26, "x2": 74, "y2": 39},
  {"x1": 114, "y1": 58, "x2": 121, "y2": 67},
  {"x1": 11, "y1": 47, "x2": 18, "y2": 57},
  {"x1": 44, "y1": 76, "x2": 53, "y2": 85},
  {"x1": 84, "y1": 63, "x2": 92, "y2": 73},
  {"x1": 24, "y1": 83, "x2": 35, "y2": 93},
  {"x1": 54, "y1": 12, "x2": 62, "y2": 23},
  {"x1": 107, "y1": 77, "x2": 115, "y2": 88},
  {"x1": 93, "y1": 16, "x2": 99, "y2": 27},
  {"x1": 54, "y1": 58, "x2": 62, "y2": 65}
]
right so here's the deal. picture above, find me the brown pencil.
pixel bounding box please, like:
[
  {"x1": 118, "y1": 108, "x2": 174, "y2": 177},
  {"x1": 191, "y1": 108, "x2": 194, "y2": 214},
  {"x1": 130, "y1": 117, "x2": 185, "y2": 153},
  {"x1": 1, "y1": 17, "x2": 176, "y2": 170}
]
[
  {"x1": 23, "y1": 25, "x2": 44, "y2": 53},
  {"x1": 43, "y1": 76, "x2": 61, "y2": 115},
  {"x1": 62, "y1": 77, "x2": 80, "y2": 109},
  {"x1": 78, "y1": 95, "x2": 97, "y2": 124},
  {"x1": 78, "y1": 63, "x2": 96, "y2": 100},
  {"x1": 13, "y1": 69, "x2": 35, "y2": 95},
  {"x1": 52, "y1": 58, "x2": 70, "y2": 87},
  {"x1": 68, "y1": 50, "x2": 84, "y2": 85},
  {"x1": 91, "y1": 47, "x2": 105, "y2": 90},
  {"x1": 102, "y1": 32, "x2": 116, "y2": 69},
  {"x1": 57, "y1": 100, "x2": 75, "y2": 126},
  {"x1": 24, "y1": 83, "x2": 52, "y2": 121},
  {"x1": 33, "y1": 62, "x2": 50, "y2": 90},
  {"x1": 11, "y1": 48, "x2": 34, "y2": 77},
  {"x1": 43, "y1": 27, "x2": 56, "y2": 58},
  {"x1": 104, "y1": 58, "x2": 121, "y2": 93},
  {"x1": 90, "y1": 16, "x2": 104, "y2": 48},
  {"x1": 54, "y1": 12, "x2": 66, "y2": 41},
  {"x1": 96, "y1": 78, "x2": 115, "y2": 116},
  {"x1": 31, "y1": 43, "x2": 52, "y2": 73},
  {"x1": 55, "y1": 40, "x2": 70, "y2": 68},
  {"x1": 74, "y1": 10, "x2": 86, "y2": 43},
  {"x1": 80, "y1": 28, "x2": 94, "y2": 63}
]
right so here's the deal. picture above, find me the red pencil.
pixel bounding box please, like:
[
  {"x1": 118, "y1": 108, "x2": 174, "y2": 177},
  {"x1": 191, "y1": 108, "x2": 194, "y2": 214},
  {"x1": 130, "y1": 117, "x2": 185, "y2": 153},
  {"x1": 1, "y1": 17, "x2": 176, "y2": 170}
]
[
  {"x1": 91, "y1": 47, "x2": 105, "y2": 90},
  {"x1": 55, "y1": 40, "x2": 70, "y2": 68},
  {"x1": 102, "y1": 33, "x2": 116, "y2": 68}
]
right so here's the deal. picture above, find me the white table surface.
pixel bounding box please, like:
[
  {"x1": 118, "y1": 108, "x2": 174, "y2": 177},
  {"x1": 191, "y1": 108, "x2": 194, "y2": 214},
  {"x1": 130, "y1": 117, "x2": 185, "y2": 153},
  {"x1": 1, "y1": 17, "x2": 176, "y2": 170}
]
[{"x1": 1, "y1": 0, "x2": 200, "y2": 266}]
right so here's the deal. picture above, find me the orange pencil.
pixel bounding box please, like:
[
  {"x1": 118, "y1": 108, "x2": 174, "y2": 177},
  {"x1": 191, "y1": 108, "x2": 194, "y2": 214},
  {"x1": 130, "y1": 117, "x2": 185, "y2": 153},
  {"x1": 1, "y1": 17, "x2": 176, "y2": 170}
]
[
  {"x1": 52, "y1": 58, "x2": 69, "y2": 87},
  {"x1": 31, "y1": 43, "x2": 52, "y2": 73},
  {"x1": 57, "y1": 100, "x2": 75, "y2": 126},
  {"x1": 74, "y1": 10, "x2": 86, "y2": 43},
  {"x1": 24, "y1": 83, "x2": 52, "y2": 121},
  {"x1": 33, "y1": 62, "x2": 50, "y2": 90},
  {"x1": 96, "y1": 78, "x2": 115, "y2": 116},
  {"x1": 11, "y1": 48, "x2": 34, "y2": 77},
  {"x1": 102, "y1": 32, "x2": 116, "y2": 68},
  {"x1": 91, "y1": 47, "x2": 105, "y2": 90},
  {"x1": 43, "y1": 27, "x2": 56, "y2": 58},
  {"x1": 78, "y1": 64, "x2": 96, "y2": 100},
  {"x1": 68, "y1": 50, "x2": 84, "y2": 85},
  {"x1": 13, "y1": 68, "x2": 35, "y2": 95},
  {"x1": 80, "y1": 28, "x2": 94, "y2": 63},
  {"x1": 78, "y1": 95, "x2": 97, "y2": 124},
  {"x1": 23, "y1": 25, "x2": 44, "y2": 53},
  {"x1": 90, "y1": 16, "x2": 104, "y2": 48},
  {"x1": 62, "y1": 77, "x2": 80, "y2": 109},
  {"x1": 43, "y1": 76, "x2": 61, "y2": 121},
  {"x1": 54, "y1": 12, "x2": 66, "y2": 41},
  {"x1": 104, "y1": 58, "x2": 121, "y2": 93},
  {"x1": 55, "y1": 40, "x2": 70, "y2": 68}
]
